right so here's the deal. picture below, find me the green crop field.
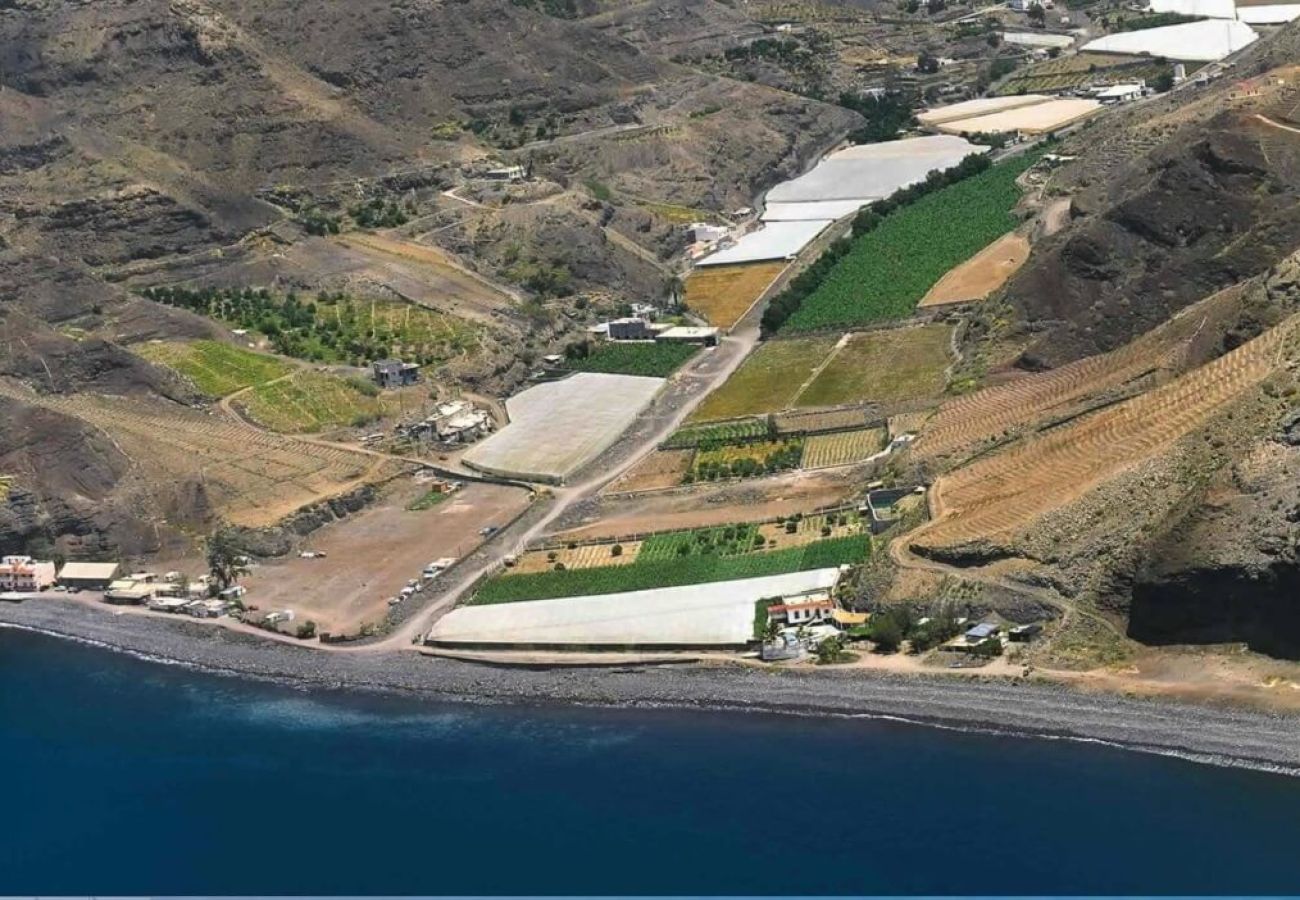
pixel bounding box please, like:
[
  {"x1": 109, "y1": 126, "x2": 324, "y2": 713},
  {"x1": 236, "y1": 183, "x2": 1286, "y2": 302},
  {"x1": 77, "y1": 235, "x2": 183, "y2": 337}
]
[
  {"x1": 663, "y1": 417, "x2": 769, "y2": 449},
  {"x1": 639, "y1": 524, "x2": 767, "y2": 560},
  {"x1": 238, "y1": 371, "x2": 384, "y2": 434},
  {"x1": 780, "y1": 154, "x2": 1038, "y2": 332},
  {"x1": 469, "y1": 533, "x2": 870, "y2": 604},
  {"x1": 563, "y1": 342, "x2": 698, "y2": 377},
  {"x1": 135, "y1": 340, "x2": 293, "y2": 397},
  {"x1": 691, "y1": 335, "x2": 839, "y2": 421},
  {"x1": 796, "y1": 325, "x2": 953, "y2": 407}
]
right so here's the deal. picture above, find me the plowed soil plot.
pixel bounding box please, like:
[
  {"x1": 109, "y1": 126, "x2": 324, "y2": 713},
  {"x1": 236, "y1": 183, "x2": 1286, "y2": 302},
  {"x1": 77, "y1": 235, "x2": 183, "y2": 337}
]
[
  {"x1": 0, "y1": 381, "x2": 400, "y2": 528},
  {"x1": 919, "y1": 233, "x2": 1029, "y2": 307},
  {"x1": 912, "y1": 316, "x2": 1299, "y2": 552},
  {"x1": 603, "y1": 449, "x2": 696, "y2": 494},
  {"x1": 241, "y1": 481, "x2": 531, "y2": 635},
  {"x1": 685, "y1": 262, "x2": 788, "y2": 330}
]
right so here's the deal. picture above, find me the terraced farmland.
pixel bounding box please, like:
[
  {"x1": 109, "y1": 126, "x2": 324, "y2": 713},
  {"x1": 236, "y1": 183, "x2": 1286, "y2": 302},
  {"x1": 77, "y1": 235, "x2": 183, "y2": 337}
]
[
  {"x1": 995, "y1": 53, "x2": 1182, "y2": 96},
  {"x1": 691, "y1": 335, "x2": 839, "y2": 421},
  {"x1": 801, "y1": 428, "x2": 887, "y2": 469},
  {"x1": 0, "y1": 381, "x2": 401, "y2": 528},
  {"x1": 685, "y1": 262, "x2": 788, "y2": 330},
  {"x1": 795, "y1": 325, "x2": 954, "y2": 408},
  {"x1": 910, "y1": 288, "x2": 1238, "y2": 462},
  {"x1": 911, "y1": 315, "x2": 1300, "y2": 553},
  {"x1": 134, "y1": 340, "x2": 292, "y2": 397},
  {"x1": 238, "y1": 371, "x2": 384, "y2": 434},
  {"x1": 779, "y1": 155, "x2": 1038, "y2": 332}
]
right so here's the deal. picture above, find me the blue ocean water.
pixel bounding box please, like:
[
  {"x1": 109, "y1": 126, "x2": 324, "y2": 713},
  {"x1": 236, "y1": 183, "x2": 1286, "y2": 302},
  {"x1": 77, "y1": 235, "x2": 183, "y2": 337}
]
[{"x1": 3, "y1": 629, "x2": 1300, "y2": 895}]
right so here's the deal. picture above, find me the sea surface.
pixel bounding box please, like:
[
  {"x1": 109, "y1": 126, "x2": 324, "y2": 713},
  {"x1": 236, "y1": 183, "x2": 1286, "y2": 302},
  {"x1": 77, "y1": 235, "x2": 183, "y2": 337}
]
[{"x1": 5, "y1": 629, "x2": 1300, "y2": 895}]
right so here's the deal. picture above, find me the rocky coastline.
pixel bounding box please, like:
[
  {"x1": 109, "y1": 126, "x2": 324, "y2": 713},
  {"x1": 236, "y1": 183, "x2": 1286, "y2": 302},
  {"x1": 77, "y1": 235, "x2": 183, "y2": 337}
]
[{"x1": 4, "y1": 596, "x2": 1300, "y2": 775}]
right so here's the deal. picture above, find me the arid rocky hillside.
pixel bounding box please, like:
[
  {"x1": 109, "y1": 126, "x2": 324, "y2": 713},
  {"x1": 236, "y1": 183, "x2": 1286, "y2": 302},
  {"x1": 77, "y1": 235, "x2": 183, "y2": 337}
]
[{"x1": 0, "y1": 0, "x2": 860, "y2": 559}]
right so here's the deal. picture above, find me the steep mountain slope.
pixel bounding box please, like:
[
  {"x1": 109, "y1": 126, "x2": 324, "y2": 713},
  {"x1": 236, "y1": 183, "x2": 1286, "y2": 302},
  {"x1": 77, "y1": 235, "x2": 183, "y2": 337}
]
[
  {"x1": 1003, "y1": 35, "x2": 1300, "y2": 366},
  {"x1": 0, "y1": 0, "x2": 860, "y2": 560}
]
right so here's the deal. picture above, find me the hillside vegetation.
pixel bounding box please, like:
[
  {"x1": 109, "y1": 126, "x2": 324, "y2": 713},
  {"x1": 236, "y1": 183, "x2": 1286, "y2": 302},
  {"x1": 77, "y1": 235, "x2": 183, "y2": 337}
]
[
  {"x1": 135, "y1": 341, "x2": 293, "y2": 397},
  {"x1": 779, "y1": 153, "x2": 1036, "y2": 332}
]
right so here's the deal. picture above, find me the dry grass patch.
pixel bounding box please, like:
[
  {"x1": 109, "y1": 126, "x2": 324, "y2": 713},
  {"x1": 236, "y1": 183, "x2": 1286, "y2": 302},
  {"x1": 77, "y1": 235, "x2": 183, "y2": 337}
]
[
  {"x1": 920, "y1": 233, "x2": 1029, "y2": 308},
  {"x1": 795, "y1": 325, "x2": 953, "y2": 408},
  {"x1": 685, "y1": 262, "x2": 787, "y2": 330}
]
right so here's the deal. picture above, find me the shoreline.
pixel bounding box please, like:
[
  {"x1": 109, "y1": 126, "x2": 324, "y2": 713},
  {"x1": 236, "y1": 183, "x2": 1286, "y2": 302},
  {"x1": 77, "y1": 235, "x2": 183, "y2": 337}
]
[{"x1": 4, "y1": 597, "x2": 1300, "y2": 777}]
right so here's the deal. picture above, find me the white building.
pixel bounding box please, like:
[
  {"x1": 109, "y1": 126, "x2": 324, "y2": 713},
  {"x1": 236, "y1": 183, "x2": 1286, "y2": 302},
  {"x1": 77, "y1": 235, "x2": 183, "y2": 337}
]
[
  {"x1": 0, "y1": 555, "x2": 57, "y2": 592},
  {"x1": 690, "y1": 222, "x2": 730, "y2": 244},
  {"x1": 1095, "y1": 83, "x2": 1145, "y2": 103}
]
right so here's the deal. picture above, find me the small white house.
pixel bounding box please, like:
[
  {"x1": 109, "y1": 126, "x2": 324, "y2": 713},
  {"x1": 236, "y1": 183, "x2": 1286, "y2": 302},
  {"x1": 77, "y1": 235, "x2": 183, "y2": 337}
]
[
  {"x1": 0, "y1": 555, "x2": 57, "y2": 592},
  {"x1": 1095, "y1": 83, "x2": 1145, "y2": 104}
]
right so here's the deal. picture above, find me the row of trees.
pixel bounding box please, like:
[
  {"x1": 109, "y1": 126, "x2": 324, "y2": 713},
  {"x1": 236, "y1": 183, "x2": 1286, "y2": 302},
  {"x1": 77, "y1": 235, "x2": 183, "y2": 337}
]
[
  {"x1": 686, "y1": 441, "x2": 804, "y2": 482},
  {"x1": 760, "y1": 152, "x2": 993, "y2": 335}
]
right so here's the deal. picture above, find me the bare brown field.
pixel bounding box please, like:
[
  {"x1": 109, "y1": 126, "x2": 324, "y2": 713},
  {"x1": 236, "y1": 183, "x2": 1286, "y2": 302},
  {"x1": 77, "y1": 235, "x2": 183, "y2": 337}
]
[
  {"x1": 911, "y1": 315, "x2": 1300, "y2": 552},
  {"x1": 684, "y1": 262, "x2": 788, "y2": 330},
  {"x1": 602, "y1": 449, "x2": 696, "y2": 494},
  {"x1": 241, "y1": 480, "x2": 530, "y2": 634},
  {"x1": 0, "y1": 380, "x2": 401, "y2": 528},
  {"x1": 911, "y1": 286, "x2": 1252, "y2": 463},
  {"x1": 920, "y1": 233, "x2": 1029, "y2": 307}
]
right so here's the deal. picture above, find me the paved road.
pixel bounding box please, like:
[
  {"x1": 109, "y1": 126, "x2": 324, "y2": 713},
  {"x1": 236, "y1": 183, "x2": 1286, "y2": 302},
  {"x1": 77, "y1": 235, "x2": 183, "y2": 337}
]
[{"x1": 384, "y1": 322, "x2": 763, "y2": 646}]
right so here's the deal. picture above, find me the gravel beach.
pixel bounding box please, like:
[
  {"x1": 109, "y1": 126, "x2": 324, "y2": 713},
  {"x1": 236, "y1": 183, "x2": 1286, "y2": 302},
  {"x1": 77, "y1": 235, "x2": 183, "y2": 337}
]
[{"x1": 4, "y1": 597, "x2": 1300, "y2": 775}]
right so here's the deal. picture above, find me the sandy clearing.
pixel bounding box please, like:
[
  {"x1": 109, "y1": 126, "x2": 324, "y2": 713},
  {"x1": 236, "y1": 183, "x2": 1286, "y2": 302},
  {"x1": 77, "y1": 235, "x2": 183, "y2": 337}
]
[
  {"x1": 919, "y1": 233, "x2": 1030, "y2": 307},
  {"x1": 239, "y1": 480, "x2": 531, "y2": 635}
]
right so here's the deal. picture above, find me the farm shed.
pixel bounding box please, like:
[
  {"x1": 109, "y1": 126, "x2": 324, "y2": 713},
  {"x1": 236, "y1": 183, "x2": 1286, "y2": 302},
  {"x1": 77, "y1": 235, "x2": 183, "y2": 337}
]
[
  {"x1": 56, "y1": 561, "x2": 121, "y2": 591},
  {"x1": 1081, "y1": 18, "x2": 1258, "y2": 60},
  {"x1": 426, "y1": 568, "x2": 844, "y2": 649},
  {"x1": 463, "y1": 373, "x2": 664, "y2": 483},
  {"x1": 931, "y1": 98, "x2": 1103, "y2": 136},
  {"x1": 696, "y1": 220, "x2": 832, "y2": 266}
]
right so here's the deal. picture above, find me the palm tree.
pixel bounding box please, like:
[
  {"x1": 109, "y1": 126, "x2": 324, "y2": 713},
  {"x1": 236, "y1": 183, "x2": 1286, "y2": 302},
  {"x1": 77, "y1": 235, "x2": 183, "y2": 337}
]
[{"x1": 206, "y1": 526, "x2": 250, "y2": 592}]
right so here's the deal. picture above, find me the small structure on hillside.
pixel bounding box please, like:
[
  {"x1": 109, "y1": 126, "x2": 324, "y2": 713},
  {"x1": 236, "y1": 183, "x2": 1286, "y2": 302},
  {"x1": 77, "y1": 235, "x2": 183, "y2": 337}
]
[
  {"x1": 372, "y1": 359, "x2": 421, "y2": 389},
  {"x1": 57, "y1": 561, "x2": 121, "y2": 591},
  {"x1": 606, "y1": 317, "x2": 659, "y2": 341},
  {"x1": 766, "y1": 595, "x2": 836, "y2": 627},
  {"x1": 1094, "y1": 83, "x2": 1145, "y2": 104},
  {"x1": 964, "y1": 622, "x2": 1000, "y2": 644},
  {"x1": 0, "y1": 555, "x2": 56, "y2": 592}
]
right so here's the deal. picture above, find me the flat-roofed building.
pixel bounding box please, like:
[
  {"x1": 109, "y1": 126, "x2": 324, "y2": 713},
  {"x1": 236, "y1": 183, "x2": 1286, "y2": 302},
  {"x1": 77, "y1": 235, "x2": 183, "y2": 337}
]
[
  {"x1": 56, "y1": 561, "x2": 121, "y2": 591},
  {"x1": 0, "y1": 556, "x2": 56, "y2": 592}
]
